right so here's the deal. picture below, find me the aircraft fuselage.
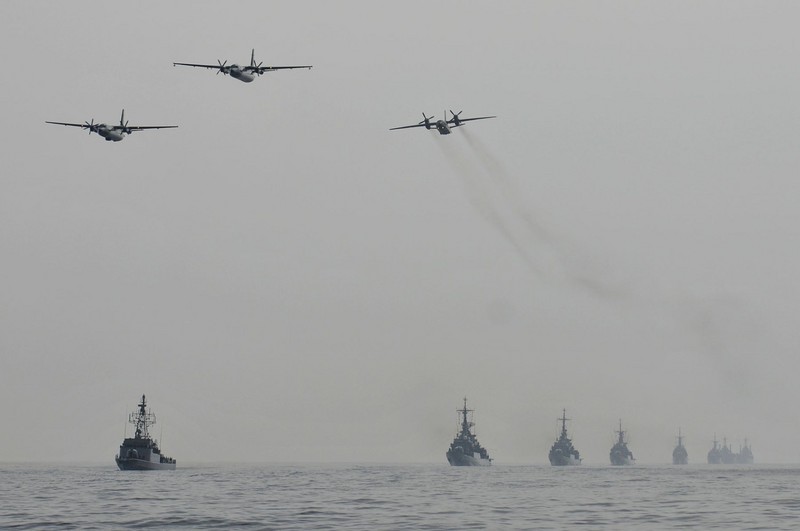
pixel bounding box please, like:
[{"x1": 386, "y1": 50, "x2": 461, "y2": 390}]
[
  {"x1": 228, "y1": 66, "x2": 255, "y2": 83},
  {"x1": 434, "y1": 120, "x2": 452, "y2": 135},
  {"x1": 96, "y1": 126, "x2": 126, "y2": 142}
]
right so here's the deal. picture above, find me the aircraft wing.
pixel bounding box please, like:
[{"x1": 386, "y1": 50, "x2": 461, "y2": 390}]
[
  {"x1": 173, "y1": 62, "x2": 222, "y2": 69},
  {"x1": 45, "y1": 121, "x2": 88, "y2": 128},
  {"x1": 389, "y1": 123, "x2": 428, "y2": 131},
  {"x1": 245, "y1": 65, "x2": 312, "y2": 73},
  {"x1": 121, "y1": 125, "x2": 179, "y2": 131},
  {"x1": 451, "y1": 115, "x2": 496, "y2": 125}
]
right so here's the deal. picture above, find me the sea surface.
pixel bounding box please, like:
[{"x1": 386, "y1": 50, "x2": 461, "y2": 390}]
[{"x1": 2, "y1": 463, "x2": 799, "y2": 529}]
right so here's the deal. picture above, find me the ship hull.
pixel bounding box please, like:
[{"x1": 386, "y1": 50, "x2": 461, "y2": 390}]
[
  {"x1": 446, "y1": 451, "x2": 491, "y2": 466},
  {"x1": 672, "y1": 453, "x2": 688, "y2": 465},
  {"x1": 610, "y1": 457, "x2": 634, "y2": 466},
  {"x1": 550, "y1": 455, "x2": 581, "y2": 466},
  {"x1": 115, "y1": 457, "x2": 176, "y2": 471}
]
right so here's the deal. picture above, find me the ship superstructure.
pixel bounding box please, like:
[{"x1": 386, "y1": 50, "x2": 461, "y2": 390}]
[
  {"x1": 609, "y1": 419, "x2": 635, "y2": 465},
  {"x1": 115, "y1": 394, "x2": 176, "y2": 470},
  {"x1": 446, "y1": 398, "x2": 492, "y2": 466},
  {"x1": 548, "y1": 409, "x2": 581, "y2": 466}
]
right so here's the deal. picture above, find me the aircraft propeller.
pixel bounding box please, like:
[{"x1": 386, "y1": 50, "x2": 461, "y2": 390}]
[
  {"x1": 419, "y1": 112, "x2": 434, "y2": 124},
  {"x1": 83, "y1": 119, "x2": 96, "y2": 135},
  {"x1": 216, "y1": 59, "x2": 229, "y2": 75},
  {"x1": 449, "y1": 110, "x2": 464, "y2": 125}
]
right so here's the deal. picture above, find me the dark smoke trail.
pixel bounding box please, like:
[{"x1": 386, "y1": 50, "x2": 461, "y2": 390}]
[
  {"x1": 441, "y1": 131, "x2": 759, "y2": 386},
  {"x1": 434, "y1": 139, "x2": 547, "y2": 275},
  {"x1": 460, "y1": 129, "x2": 554, "y2": 243},
  {"x1": 459, "y1": 128, "x2": 632, "y2": 299}
]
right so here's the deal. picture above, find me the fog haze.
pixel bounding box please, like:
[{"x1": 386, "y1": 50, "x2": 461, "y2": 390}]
[{"x1": 2, "y1": 1, "x2": 800, "y2": 464}]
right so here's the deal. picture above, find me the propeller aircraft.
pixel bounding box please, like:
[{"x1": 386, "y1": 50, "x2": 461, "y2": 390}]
[
  {"x1": 390, "y1": 110, "x2": 496, "y2": 135},
  {"x1": 45, "y1": 109, "x2": 177, "y2": 142},
  {"x1": 173, "y1": 49, "x2": 312, "y2": 83}
]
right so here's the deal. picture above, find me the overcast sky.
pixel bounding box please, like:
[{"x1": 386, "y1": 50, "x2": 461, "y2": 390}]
[{"x1": 2, "y1": 1, "x2": 800, "y2": 465}]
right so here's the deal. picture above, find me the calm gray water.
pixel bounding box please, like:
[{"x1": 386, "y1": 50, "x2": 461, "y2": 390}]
[{"x1": 2, "y1": 463, "x2": 799, "y2": 529}]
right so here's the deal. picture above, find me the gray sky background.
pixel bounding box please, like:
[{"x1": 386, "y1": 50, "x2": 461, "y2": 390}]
[{"x1": 2, "y1": 1, "x2": 800, "y2": 464}]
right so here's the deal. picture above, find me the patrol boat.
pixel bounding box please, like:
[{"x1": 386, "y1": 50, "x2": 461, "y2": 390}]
[
  {"x1": 115, "y1": 394, "x2": 176, "y2": 470},
  {"x1": 672, "y1": 428, "x2": 688, "y2": 465},
  {"x1": 548, "y1": 409, "x2": 581, "y2": 466},
  {"x1": 446, "y1": 398, "x2": 492, "y2": 466},
  {"x1": 609, "y1": 419, "x2": 635, "y2": 465}
]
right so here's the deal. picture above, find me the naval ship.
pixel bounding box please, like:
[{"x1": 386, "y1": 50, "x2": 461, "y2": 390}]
[
  {"x1": 609, "y1": 419, "x2": 635, "y2": 465},
  {"x1": 672, "y1": 428, "x2": 688, "y2": 465},
  {"x1": 446, "y1": 398, "x2": 492, "y2": 466},
  {"x1": 708, "y1": 435, "x2": 753, "y2": 464},
  {"x1": 707, "y1": 434, "x2": 722, "y2": 464},
  {"x1": 548, "y1": 409, "x2": 581, "y2": 466},
  {"x1": 738, "y1": 439, "x2": 754, "y2": 464},
  {"x1": 115, "y1": 394, "x2": 176, "y2": 470},
  {"x1": 718, "y1": 437, "x2": 737, "y2": 464}
]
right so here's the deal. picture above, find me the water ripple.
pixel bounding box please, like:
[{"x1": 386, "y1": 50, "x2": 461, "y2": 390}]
[{"x1": 2, "y1": 464, "x2": 800, "y2": 529}]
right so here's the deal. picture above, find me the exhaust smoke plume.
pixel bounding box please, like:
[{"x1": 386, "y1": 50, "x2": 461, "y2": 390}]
[
  {"x1": 435, "y1": 130, "x2": 763, "y2": 395},
  {"x1": 437, "y1": 129, "x2": 627, "y2": 299},
  {"x1": 434, "y1": 138, "x2": 547, "y2": 276}
]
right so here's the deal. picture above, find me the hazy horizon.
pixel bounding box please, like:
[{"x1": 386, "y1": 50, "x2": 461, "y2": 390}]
[{"x1": 3, "y1": 1, "x2": 800, "y2": 465}]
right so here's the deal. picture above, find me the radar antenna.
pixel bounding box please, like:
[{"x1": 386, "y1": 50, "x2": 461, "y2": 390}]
[{"x1": 129, "y1": 394, "x2": 157, "y2": 439}]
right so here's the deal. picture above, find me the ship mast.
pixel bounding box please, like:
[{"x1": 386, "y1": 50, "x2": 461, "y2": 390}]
[
  {"x1": 458, "y1": 397, "x2": 474, "y2": 436},
  {"x1": 129, "y1": 394, "x2": 157, "y2": 440},
  {"x1": 616, "y1": 419, "x2": 626, "y2": 445},
  {"x1": 676, "y1": 427, "x2": 684, "y2": 447},
  {"x1": 559, "y1": 409, "x2": 570, "y2": 439}
]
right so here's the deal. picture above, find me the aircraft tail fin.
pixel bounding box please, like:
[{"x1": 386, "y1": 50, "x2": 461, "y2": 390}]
[{"x1": 251, "y1": 48, "x2": 255, "y2": 67}]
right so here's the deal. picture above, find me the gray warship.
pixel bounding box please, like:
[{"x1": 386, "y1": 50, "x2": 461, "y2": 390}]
[
  {"x1": 446, "y1": 398, "x2": 492, "y2": 466},
  {"x1": 548, "y1": 409, "x2": 581, "y2": 466},
  {"x1": 708, "y1": 435, "x2": 753, "y2": 464},
  {"x1": 739, "y1": 439, "x2": 754, "y2": 464},
  {"x1": 115, "y1": 394, "x2": 176, "y2": 470},
  {"x1": 672, "y1": 428, "x2": 688, "y2": 465},
  {"x1": 718, "y1": 437, "x2": 737, "y2": 464},
  {"x1": 609, "y1": 419, "x2": 635, "y2": 465},
  {"x1": 707, "y1": 434, "x2": 721, "y2": 463}
]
